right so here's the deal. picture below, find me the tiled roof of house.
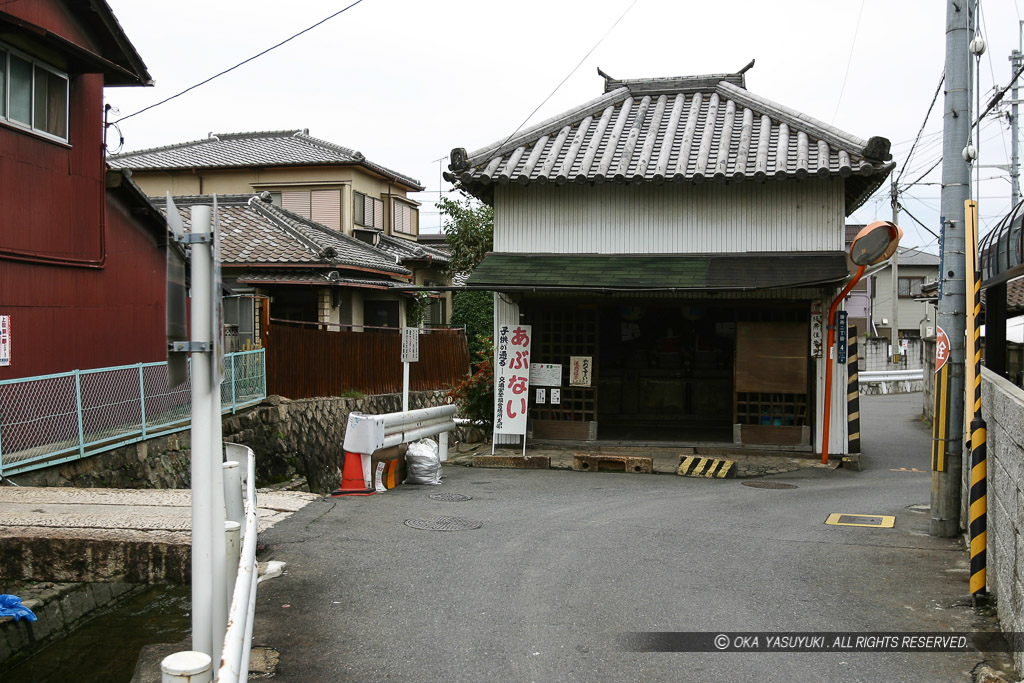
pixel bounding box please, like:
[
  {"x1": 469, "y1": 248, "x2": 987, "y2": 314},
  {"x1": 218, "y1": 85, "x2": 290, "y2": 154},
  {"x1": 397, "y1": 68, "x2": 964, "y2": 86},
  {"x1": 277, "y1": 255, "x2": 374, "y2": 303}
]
[
  {"x1": 447, "y1": 72, "x2": 893, "y2": 215},
  {"x1": 164, "y1": 195, "x2": 410, "y2": 277},
  {"x1": 110, "y1": 130, "x2": 424, "y2": 190},
  {"x1": 376, "y1": 234, "x2": 450, "y2": 266},
  {"x1": 236, "y1": 270, "x2": 397, "y2": 289},
  {"x1": 466, "y1": 251, "x2": 849, "y2": 291},
  {"x1": 892, "y1": 247, "x2": 940, "y2": 267}
]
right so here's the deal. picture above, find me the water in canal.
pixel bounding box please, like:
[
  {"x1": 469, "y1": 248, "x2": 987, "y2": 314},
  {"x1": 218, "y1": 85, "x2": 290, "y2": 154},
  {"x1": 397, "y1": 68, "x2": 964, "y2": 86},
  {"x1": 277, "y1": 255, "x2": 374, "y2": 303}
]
[{"x1": 4, "y1": 585, "x2": 190, "y2": 683}]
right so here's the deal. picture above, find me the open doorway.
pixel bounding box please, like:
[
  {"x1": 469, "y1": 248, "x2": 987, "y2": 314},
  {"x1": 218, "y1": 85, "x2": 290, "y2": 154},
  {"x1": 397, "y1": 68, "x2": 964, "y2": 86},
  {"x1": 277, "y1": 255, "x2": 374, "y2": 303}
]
[{"x1": 597, "y1": 302, "x2": 734, "y2": 442}]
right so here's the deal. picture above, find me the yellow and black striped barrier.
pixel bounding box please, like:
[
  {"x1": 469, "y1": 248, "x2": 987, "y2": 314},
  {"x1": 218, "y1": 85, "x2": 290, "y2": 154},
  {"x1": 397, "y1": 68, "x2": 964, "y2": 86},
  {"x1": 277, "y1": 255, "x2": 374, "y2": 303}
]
[
  {"x1": 969, "y1": 416, "x2": 987, "y2": 597},
  {"x1": 678, "y1": 456, "x2": 734, "y2": 478},
  {"x1": 847, "y1": 326, "x2": 861, "y2": 454},
  {"x1": 931, "y1": 362, "x2": 950, "y2": 472}
]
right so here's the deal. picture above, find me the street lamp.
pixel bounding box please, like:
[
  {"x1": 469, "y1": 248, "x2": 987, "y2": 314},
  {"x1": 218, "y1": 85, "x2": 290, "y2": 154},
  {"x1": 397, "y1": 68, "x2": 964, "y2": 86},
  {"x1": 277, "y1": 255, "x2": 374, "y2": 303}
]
[{"x1": 821, "y1": 221, "x2": 903, "y2": 464}]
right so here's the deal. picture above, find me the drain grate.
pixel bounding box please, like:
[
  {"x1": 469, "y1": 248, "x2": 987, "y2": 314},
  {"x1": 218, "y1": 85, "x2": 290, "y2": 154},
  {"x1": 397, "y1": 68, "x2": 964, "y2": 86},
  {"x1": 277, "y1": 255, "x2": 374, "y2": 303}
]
[
  {"x1": 404, "y1": 516, "x2": 482, "y2": 531},
  {"x1": 429, "y1": 492, "x2": 473, "y2": 502},
  {"x1": 742, "y1": 481, "x2": 798, "y2": 490}
]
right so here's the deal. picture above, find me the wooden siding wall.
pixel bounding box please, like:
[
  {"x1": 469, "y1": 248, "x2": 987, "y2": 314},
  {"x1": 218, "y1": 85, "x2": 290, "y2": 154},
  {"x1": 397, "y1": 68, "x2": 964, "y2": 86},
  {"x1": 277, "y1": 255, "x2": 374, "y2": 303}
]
[
  {"x1": 0, "y1": 74, "x2": 105, "y2": 262},
  {"x1": 0, "y1": 190, "x2": 167, "y2": 380},
  {"x1": 267, "y1": 324, "x2": 470, "y2": 399},
  {"x1": 493, "y1": 179, "x2": 845, "y2": 254}
]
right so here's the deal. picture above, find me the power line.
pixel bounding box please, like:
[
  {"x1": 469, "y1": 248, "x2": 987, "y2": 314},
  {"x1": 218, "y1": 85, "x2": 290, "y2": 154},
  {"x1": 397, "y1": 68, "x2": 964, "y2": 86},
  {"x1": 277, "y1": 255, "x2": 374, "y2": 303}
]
[
  {"x1": 831, "y1": 0, "x2": 866, "y2": 124},
  {"x1": 112, "y1": 0, "x2": 367, "y2": 125},
  {"x1": 894, "y1": 71, "x2": 944, "y2": 186},
  {"x1": 491, "y1": 0, "x2": 639, "y2": 156}
]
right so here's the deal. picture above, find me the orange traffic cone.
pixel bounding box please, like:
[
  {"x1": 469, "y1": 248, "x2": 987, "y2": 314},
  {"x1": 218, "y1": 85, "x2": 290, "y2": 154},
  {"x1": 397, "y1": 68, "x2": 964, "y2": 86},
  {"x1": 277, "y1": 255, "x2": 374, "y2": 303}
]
[{"x1": 330, "y1": 451, "x2": 376, "y2": 496}]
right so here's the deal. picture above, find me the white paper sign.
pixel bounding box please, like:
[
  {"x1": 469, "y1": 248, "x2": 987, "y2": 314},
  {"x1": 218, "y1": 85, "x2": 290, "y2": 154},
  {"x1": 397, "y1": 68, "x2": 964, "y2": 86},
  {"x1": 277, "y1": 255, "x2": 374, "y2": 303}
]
[
  {"x1": 530, "y1": 363, "x2": 561, "y2": 387},
  {"x1": 569, "y1": 356, "x2": 592, "y2": 387},
  {"x1": 401, "y1": 327, "x2": 419, "y2": 363},
  {"x1": 551, "y1": 388, "x2": 561, "y2": 405},
  {"x1": 0, "y1": 315, "x2": 9, "y2": 367},
  {"x1": 536, "y1": 388, "x2": 546, "y2": 404},
  {"x1": 374, "y1": 461, "x2": 387, "y2": 493},
  {"x1": 494, "y1": 324, "x2": 532, "y2": 435}
]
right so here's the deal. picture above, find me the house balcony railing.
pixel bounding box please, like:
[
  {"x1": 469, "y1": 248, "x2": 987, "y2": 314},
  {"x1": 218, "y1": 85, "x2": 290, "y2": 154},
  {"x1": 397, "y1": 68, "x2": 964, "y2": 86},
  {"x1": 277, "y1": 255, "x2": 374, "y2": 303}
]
[{"x1": 0, "y1": 349, "x2": 266, "y2": 477}]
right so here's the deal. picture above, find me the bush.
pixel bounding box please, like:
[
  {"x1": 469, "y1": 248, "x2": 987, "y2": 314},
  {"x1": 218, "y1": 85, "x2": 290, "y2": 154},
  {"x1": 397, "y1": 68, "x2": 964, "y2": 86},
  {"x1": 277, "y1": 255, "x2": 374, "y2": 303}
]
[
  {"x1": 451, "y1": 290, "x2": 493, "y2": 363},
  {"x1": 447, "y1": 334, "x2": 494, "y2": 426}
]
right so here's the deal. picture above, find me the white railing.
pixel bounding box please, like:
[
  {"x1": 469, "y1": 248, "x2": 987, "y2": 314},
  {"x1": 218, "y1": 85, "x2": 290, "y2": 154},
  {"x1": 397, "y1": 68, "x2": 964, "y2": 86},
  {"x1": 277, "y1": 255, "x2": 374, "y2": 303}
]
[
  {"x1": 217, "y1": 443, "x2": 258, "y2": 683},
  {"x1": 160, "y1": 442, "x2": 259, "y2": 683}
]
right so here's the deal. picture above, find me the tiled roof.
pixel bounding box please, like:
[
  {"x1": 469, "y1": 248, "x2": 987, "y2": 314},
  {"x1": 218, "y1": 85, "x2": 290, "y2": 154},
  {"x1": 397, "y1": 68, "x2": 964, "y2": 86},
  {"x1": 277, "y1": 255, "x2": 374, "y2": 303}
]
[
  {"x1": 466, "y1": 252, "x2": 849, "y2": 291},
  {"x1": 376, "y1": 234, "x2": 450, "y2": 266},
  {"x1": 110, "y1": 130, "x2": 423, "y2": 190},
  {"x1": 164, "y1": 195, "x2": 410, "y2": 277},
  {"x1": 447, "y1": 73, "x2": 893, "y2": 215},
  {"x1": 236, "y1": 270, "x2": 397, "y2": 289},
  {"x1": 892, "y1": 247, "x2": 940, "y2": 267}
]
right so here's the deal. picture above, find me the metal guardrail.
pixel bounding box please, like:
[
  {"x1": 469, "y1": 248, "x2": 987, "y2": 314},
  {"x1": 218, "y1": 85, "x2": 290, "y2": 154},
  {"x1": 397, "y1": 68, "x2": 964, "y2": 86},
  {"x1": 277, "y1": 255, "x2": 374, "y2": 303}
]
[
  {"x1": 0, "y1": 349, "x2": 266, "y2": 477},
  {"x1": 859, "y1": 369, "x2": 925, "y2": 382}
]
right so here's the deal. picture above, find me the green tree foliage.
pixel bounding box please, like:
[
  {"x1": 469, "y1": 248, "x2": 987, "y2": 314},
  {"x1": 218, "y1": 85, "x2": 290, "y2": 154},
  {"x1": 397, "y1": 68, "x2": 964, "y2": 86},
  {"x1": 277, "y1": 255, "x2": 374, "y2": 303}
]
[
  {"x1": 446, "y1": 335, "x2": 494, "y2": 426},
  {"x1": 451, "y1": 290, "x2": 493, "y2": 362},
  {"x1": 438, "y1": 195, "x2": 493, "y2": 277},
  {"x1": 440, "y1": 194, "x2": 495, "y2": 363}
]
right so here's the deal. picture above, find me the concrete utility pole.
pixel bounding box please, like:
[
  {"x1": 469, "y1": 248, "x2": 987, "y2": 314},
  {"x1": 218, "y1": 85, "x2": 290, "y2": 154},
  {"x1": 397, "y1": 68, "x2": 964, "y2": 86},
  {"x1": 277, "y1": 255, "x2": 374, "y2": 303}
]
[
  {"x1": 931, "y1": 0, "x2": 975, "y2": 538},
  {"x1": 1011, "y1": 25, "x2": 1022, "y2": 206},
  {"x1": 890, "y1": 178, "x2": 900, "y2": 351}
]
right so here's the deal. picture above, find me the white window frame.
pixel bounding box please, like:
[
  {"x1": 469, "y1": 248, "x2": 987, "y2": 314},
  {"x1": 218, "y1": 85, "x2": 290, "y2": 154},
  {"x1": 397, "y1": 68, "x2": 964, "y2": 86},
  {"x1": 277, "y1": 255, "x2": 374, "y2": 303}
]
[
  {"x1": 354, "y1": 191, "x2": 384, "y2": 230},
  {"x1": 392, "y1": 197, "x2": 418, "y2": 236},
  {"x1": 0, "y1": 41, "x2": 70, "y2": 143}
]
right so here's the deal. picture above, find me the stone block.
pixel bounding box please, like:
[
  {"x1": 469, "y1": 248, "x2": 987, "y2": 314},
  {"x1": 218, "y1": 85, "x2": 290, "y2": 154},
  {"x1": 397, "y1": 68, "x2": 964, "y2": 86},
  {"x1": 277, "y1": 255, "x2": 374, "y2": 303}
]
[
  {"x1": 472, "y1": 455, "x2": 550, "y2": 469},
  {"x1": 572, "y1": 453, "x2": 654, "y2": 474}
]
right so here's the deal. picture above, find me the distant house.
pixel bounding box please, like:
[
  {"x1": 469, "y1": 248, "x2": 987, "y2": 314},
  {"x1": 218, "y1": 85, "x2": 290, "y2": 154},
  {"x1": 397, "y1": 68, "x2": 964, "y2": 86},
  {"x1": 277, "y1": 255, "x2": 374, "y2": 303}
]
[
  {"x1": 869, "y1": 247, "x2": 939, "y2": 340},
  {"x1": 165, "y1": 194, "x2": 431, "y2": 336},
  {"x1": 0, "y1": 0, "x2": 164, "y2": 380},
  {"x1": 109, "y1": 130, "x2": 451, "y2": 330},
  {"x1": 446, "y1": 69, "x2": 893, "y2": 455}
]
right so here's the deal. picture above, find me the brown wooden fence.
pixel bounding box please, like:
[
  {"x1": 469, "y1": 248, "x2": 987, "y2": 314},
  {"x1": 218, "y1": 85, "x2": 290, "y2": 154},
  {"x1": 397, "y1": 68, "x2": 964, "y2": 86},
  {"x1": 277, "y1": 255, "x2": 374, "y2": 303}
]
[{"x1": 266, "y1": 323, "x2": 470, "y2": 399}]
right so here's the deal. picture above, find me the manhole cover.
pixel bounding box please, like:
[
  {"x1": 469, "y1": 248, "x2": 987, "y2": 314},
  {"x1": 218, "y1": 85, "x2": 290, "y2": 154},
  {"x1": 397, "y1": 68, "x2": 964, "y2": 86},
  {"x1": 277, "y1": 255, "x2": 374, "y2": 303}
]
[
  {"x1": 404, "y1": 516, "x2": 482, "y2": 531},
  {"x1": 429, "y1": 492, "x2": 473, "y2": 502},
  {"x1": 742, "y1": 481, "x2": 798, "y2": 490}
]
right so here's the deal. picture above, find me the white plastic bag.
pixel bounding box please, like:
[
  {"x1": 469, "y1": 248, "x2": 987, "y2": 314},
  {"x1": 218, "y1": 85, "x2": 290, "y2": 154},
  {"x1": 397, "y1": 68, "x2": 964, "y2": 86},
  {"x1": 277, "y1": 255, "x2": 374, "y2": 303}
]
[{"x1": 404, "y1": 438, "x2": 441, "y2": 485}]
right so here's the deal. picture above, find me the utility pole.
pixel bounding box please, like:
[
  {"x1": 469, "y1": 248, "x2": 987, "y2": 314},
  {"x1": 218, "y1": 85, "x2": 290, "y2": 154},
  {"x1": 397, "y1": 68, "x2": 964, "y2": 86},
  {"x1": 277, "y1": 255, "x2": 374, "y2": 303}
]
[
  {"x1": 931, "y1": 0, "x2": 974, "y2": 538},
  {"x1": 1011, "y1": 24, "x2": 1022, "y2": 206},
  {"x1": 890, "y1": 178, "x2": 900, "y2": 354}
]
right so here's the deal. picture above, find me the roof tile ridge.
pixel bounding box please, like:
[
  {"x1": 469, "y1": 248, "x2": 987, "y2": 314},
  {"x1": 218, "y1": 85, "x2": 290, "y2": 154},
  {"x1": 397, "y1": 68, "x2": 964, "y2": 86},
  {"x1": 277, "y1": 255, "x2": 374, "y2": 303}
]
[
  {"x1": 257, "y1": 202, "x2": 410, "y2": 274},
  {"x1": 246, "y1": 200, "x2": 324, "y2": 256},
  {"x1": 716, "y1": 81, "x2": 869, "y2": 153},
  {"x1": 466, "y1": 86, "x2": 630, "y2": 167},
  {"x1": 109, "y1": 134, "x2": 218, "y2": 159},
  {"x1": 216, "y1": 129, "x2": 303, "y2": 140},
  {"x1": 292, "y1": 131, "x2": 360, "y2": 159}
]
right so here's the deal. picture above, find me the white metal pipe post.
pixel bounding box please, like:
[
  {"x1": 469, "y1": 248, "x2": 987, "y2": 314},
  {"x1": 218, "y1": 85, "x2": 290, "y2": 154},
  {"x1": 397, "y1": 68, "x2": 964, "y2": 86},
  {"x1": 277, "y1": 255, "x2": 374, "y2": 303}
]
[
  {"x1": 402, "y1": 362, "x2": 410, "y2": 413},
  {"x1": 210, "y1": 381, "x2": 227, "y2": 658},
  {"x1": 189, "y1": 205, "x2": 215, "y2": 657}
]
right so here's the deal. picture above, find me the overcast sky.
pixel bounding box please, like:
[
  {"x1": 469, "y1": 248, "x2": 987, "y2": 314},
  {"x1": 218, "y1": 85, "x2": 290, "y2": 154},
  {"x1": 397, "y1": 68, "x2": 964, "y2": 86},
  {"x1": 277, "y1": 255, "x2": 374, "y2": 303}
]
[{"x1": 105, "y1": 0, "x2": 1024, "y2": 251}]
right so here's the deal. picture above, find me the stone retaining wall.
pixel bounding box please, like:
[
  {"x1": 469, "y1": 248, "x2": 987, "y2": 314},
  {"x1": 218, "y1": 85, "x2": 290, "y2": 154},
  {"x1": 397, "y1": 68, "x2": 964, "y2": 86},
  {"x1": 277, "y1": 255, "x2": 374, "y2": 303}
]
[
  {"x1": 980, "y1": 367, "x2": 1024, "y2": 674},
  {"x1": 0, "y1": 581, "x2": 145, "y2": 670},
  {"x1": 9, "y1": 390, "x2": 455, "y2": 494}
]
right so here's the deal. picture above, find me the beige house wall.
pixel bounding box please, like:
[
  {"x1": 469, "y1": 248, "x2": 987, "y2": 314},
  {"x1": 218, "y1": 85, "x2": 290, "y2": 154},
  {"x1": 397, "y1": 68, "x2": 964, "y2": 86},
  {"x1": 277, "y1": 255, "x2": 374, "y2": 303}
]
[{"x1": 130, "y1": 166, "x2": 419, "y2": 239}]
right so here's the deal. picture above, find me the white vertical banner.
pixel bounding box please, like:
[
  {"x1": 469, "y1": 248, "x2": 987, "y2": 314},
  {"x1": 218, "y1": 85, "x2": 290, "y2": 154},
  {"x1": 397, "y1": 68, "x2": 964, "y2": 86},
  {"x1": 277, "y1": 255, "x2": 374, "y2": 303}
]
[
  {"x1": 0, "y1": 315, "x2": 10, "y2": 367},
  {"x1": 494, "y1": 323, "x2": 532, "y2": 435}
]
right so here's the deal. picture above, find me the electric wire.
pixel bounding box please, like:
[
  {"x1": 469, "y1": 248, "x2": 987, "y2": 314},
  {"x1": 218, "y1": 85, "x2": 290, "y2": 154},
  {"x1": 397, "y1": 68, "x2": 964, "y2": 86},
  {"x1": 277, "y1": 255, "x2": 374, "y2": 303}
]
[
  {"x1": 894, "y1": 72, "x2": 944, "y2": 187},
  {"x1": 490, "y1": 0, "x2": 639, "y2": 156},
  {"x1": 831, "y1": 0, "x2": 866, "y2": 125},
  {"x1": 111, "y1": 0, "x2": 367, "y2": 125}
]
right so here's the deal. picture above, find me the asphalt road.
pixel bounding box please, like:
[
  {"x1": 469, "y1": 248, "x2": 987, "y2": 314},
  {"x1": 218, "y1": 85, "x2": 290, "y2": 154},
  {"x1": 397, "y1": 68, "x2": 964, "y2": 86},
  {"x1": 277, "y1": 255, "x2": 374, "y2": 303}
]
[{"x1": 251, "y1": 393, "x2": 1007, "y2": 682}]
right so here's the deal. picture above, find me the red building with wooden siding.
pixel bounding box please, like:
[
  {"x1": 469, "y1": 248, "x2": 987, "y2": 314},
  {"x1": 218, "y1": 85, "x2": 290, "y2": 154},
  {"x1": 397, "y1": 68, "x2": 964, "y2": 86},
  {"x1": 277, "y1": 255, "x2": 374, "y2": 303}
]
[{"x1": 0, "y1": 0, "x2": 162, "y2": 380}]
